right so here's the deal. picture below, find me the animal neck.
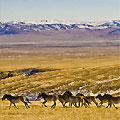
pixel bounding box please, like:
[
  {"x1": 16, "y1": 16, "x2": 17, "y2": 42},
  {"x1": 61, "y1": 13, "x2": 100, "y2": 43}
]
[
  {"x1": 42, "y1": 93, "x2": 47, "y2": 99},
  {"x1": 6, "y1": 94, "x2": 12, "y2": 100}
]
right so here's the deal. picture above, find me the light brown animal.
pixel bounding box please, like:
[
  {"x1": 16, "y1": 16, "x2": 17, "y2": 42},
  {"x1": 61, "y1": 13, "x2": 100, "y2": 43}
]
[
  {"x1": 37, "y1": 93, "x2": 57, "y2": 108},
  {"x1": 2, "y1": 94, "x2": 31, "y2": 109}
]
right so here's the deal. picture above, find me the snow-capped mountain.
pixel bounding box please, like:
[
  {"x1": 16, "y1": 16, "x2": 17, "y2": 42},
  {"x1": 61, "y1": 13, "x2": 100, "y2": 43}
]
[{"x1": 0, "y1": 20, "x2": 120, "y2": 35}]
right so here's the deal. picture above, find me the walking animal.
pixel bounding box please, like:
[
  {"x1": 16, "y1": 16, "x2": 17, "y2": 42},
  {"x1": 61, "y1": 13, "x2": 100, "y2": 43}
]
[
  {"x1": 2, "y1": 94, "x2": 31, "y2": 109},
  {"x1": 37, "y1": 93, "x2": 57, "y2": 108}
]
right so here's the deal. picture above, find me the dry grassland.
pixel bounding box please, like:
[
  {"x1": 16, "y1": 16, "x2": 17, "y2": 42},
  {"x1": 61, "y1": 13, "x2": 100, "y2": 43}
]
[
  {"x1": 0, "y1": 100, "x2": 120, "y2": 120},
  {"x1": 0, "y1": 55, "x2": 120, "y2": 95},
  {"x1": 0, "y1": 48, "x2": 120, "y2": 120}
]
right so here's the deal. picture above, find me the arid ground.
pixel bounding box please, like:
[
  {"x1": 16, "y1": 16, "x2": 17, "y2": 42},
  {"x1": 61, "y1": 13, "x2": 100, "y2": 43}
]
[{"x1": 0, "y1": 33, "x2": 120, "y2": 120}]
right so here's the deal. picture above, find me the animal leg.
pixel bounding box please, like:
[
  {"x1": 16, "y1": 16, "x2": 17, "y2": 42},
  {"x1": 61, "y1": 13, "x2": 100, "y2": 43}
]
[
  {"x1": 25, "y1": 102, "x2": 30, "y2": 109},
  {"x1": 69, "y1": 102, "x2": 72, "y2": 107},
  {"x1": 113, "y1": 104, "x2": 118, "y2": 109},
  {"x1": 81, "y1": 100, "x2": 84, "y2": 107},
  {"x1": 83, "y1": 99, "x2": 89, "y2": 108},
  {"x1": 63, "y1": 102, "x2": 67, "y2": 107},
  {"x1": 78, "y1": 101, "x2": 81, "y2": 107},
  {"x1": 62, "y1": 102, "x2": 65, "y2": 107},
  {"x1": 106, "y1": 103, "x2": 111, "y2": 108},
  {"x1": 13, "y1": 103, "x2": 18, "y2": 109},
  {"x1": 51, "y1": 101, "x2": 56, "y2": 108},
  {"x1": 99, "y1": 102, "x2": 104, "y2": 107},
  {"x1": 84, "y1": 103, "x2": 88, "y2": 108},
  {"x1": 95, "y1": 102, "x2": 99, "y2": 107},
  {"x1": 92, "y1": 100, "x2": 99, "y2": 107},
  {"x1": 74, "y1": 103, "x2": 79, "y2": 108},
  {"x1": 9, "y1": 103, "x2": 12, "y2": 109},
  {"x1": 43, "y1": 101, "x2": 47, "y2": 107},
  {"x1": 21, "y1": 98, "x2": 30, "y2": 109}
]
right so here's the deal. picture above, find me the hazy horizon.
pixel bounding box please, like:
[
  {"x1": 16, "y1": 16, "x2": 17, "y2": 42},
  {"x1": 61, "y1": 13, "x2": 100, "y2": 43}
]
[{"x1": 0, "y1": 0, "x2": 120, "y2": 23}]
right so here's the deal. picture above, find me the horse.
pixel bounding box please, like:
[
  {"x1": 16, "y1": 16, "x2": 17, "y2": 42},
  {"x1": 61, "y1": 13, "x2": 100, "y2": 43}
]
[
  {"x1": 2, "y1": 94, "x2": 31, "y2": 109},
  {"x1": 96, "y1": 94, "x2": 120, "y2": 109},
  {"x1": 96, "y1": 94, "x2": 112, "y2": 107},
  {"x1": 58, "y1": 94, "x2": 81, "y2": 108},
  {"x1": 68, "y1": 95, "x2": 82, "y2": 108},
  {"x1": 37, "y1": 93, "x2": 57, "y2": 108},
  {"x1": 106, "y1": 96, "x2": 120, "y2": 109},
  {"x1": 58, "y1": 91, "x2": 72, "y2": 107},
  {"x1": 58, "y1": 91, "x2": 88, "y2": 108},
  {"x1": 76, "y1": 93, "x2": 98, "y2": 107}
]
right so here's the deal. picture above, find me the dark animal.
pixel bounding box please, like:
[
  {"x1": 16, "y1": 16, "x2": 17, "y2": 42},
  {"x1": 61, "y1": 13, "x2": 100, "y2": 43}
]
[
  {"x1": 96, "y1": 94, "x2": 120, "y2": 109},
  {"x1": 76, "y1": 93, "x2": 98, "y2": 107},
  {"x1": 37, "y1": 93, "x2": 57, "y2": 108},
  {"x1": 68, "y1": 95, "x2": 82, "y2": 108},
  {"x1": 2, "y1": 94, "x2": 31, "y2": 109},
  {"x1": 58, "y1": 94, "x2": 81, "y2": 108},
  {"x1": 107, "y1": 96, "x2": 120, "y2": 109},
  {"x1": 58, "y1": 91, "x2": 87, "y2": 108},
  {"x1": 96, "y1": 94, "x2": 112, "y2": 107},
  {"x1": 58, "y1": 91, "x2": 72, "y2": 107}
]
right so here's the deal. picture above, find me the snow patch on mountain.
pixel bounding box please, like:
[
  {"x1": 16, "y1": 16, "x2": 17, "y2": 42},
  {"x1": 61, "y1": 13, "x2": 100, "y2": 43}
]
[{"x1": 0, "y1": 20, "x2": 120, "y2": 35}]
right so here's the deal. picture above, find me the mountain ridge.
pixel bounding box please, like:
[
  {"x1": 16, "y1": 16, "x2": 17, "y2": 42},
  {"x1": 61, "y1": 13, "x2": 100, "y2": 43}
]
[{"x1": 0, "y1": 20, "x2": 120, "y2": 37}]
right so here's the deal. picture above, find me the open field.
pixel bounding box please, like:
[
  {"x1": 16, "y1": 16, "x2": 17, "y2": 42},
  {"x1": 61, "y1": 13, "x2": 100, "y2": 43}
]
[
  {"x1": 0, "y1": 101, "x2": 120, "y2": 120},
  {"x1": 0, "y1": 55, "x2": 120, "y2": 96},
  {"x1": 0, "y1": 45, "x2": 120, "y2": 97},
  {"x1": 0, "y1": 34, "x2": 120, "y2": 119}
]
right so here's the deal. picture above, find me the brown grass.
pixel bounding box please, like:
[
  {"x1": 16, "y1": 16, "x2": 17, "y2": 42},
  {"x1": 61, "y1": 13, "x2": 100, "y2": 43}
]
[
  {"x1": 0, "y1": 34, "x2": 120, "y2": 120},
  {"x1": 0, "y1": 100, "x2": 120, "y2": 120},
  {"x1": 0, "y1": 55, "x2": 120, "y2": 96}
]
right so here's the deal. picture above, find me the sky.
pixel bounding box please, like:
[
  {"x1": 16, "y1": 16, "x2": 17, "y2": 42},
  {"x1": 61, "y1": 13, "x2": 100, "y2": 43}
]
[{"x1": 0, "y1": 0, "x2": 120, "y2": 22}]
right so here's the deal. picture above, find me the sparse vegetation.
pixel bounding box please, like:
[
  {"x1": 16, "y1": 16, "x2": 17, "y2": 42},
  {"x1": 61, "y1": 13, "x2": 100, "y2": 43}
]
[
  {"x1": 0, "y1": 44, "x2": 120, "y2": 120},
  {"x1": 0, "y1": 101, "x2": 120, "y2": 120},
  {"x1": 0, "y1": 54, "x2": 120, "y2": 96}
]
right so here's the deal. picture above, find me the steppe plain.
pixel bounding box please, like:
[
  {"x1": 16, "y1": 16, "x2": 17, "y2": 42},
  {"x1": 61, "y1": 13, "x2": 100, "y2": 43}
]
[{"x1": 0, "y1": 31, "x2": 120, "y2": 120}]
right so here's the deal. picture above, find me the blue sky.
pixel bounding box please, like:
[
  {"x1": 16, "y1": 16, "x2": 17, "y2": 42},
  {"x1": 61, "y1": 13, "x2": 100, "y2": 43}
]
[{"x1": 0, "y1": 0, "x2": 120, "y2": 22}]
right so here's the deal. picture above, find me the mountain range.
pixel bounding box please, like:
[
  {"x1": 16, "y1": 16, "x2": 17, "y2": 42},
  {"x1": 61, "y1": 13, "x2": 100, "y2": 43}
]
[{"x1": 0, "y1": 20, "x2": 120, "y2": 38}]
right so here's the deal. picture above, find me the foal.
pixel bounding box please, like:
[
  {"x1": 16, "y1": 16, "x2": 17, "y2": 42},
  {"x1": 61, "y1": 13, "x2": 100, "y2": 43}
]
[
  {"x1": 2, "y1": 94, "x2": 31, "y2": 109},
  {"x1": 37, "y1": 93, "x2": 57, "y2": 108}
]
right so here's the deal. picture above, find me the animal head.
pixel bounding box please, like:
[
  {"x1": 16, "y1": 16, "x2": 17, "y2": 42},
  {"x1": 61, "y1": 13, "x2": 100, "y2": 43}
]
[{"x1": 2, "y1": 94, "x2": 8, "y2": 101}]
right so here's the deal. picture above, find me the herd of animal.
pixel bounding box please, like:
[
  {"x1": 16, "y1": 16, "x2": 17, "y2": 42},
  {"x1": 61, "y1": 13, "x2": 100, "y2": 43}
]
[{"x1": 1, "y1": 91, "x2": 120, "y2": 109}]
